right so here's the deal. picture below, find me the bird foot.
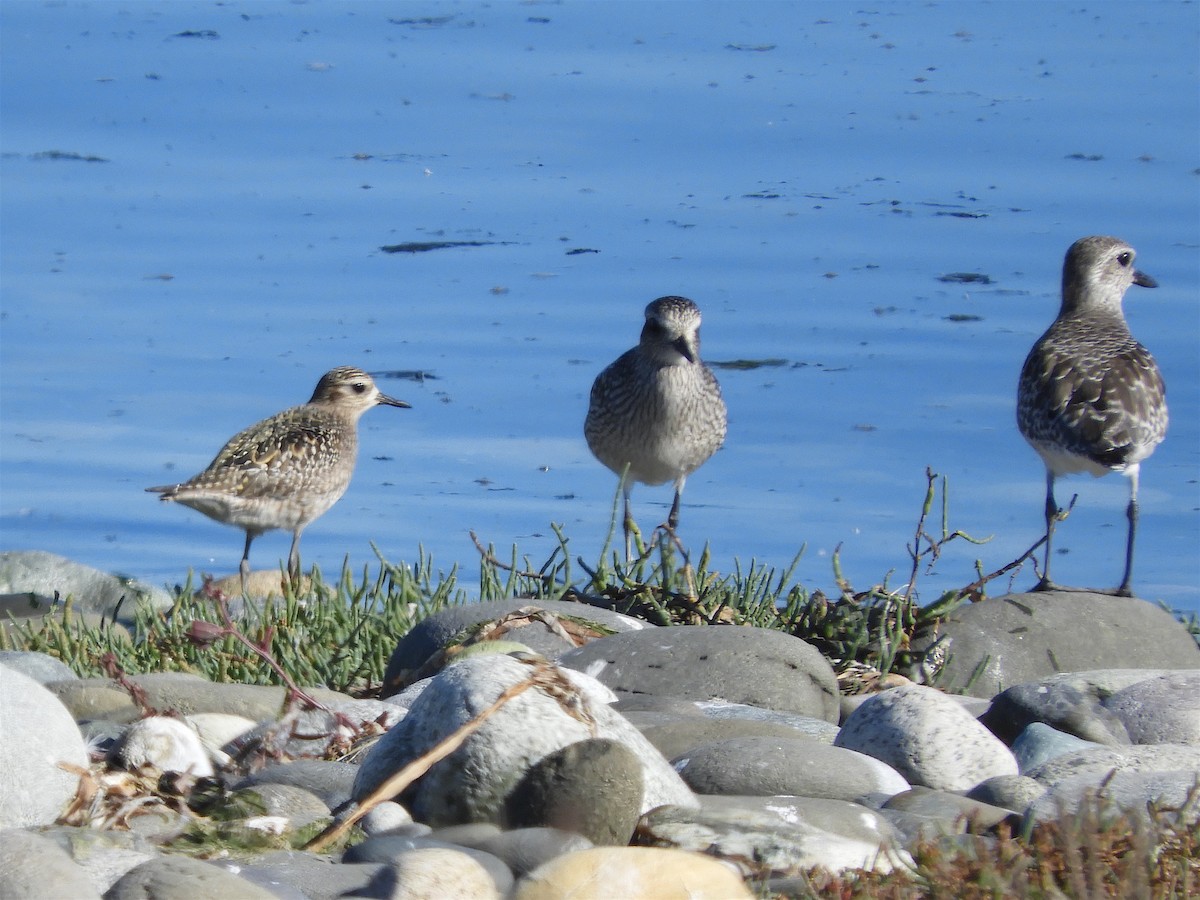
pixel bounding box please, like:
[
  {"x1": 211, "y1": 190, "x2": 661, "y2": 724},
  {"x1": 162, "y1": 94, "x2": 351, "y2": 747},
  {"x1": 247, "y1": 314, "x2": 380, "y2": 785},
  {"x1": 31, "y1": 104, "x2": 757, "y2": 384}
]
[{"x1": 1030, "y1": 580, "x2": 1134, "y2": 598}]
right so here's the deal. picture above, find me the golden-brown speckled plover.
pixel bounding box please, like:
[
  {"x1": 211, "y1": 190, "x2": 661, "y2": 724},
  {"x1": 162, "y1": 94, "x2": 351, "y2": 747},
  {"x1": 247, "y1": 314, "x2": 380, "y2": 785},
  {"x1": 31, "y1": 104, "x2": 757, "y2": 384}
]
[
  {"x1": 1017, "y1": 236, "x2": 1167, "y2": 596},
  {"x1": 585, "y1": 296, "x2": 728, "y2": 557},
  {"x1": 147, "y1": 366, "x2": 409, "y2": 589}
]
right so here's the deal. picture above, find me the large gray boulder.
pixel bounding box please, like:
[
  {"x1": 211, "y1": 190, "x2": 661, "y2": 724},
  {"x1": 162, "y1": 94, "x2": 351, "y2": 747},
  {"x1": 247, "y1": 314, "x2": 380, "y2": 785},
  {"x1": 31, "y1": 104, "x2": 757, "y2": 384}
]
[
  {"x1": 558, "y1": 625, "x2": 840, "y2": 722},
  {"x1": 908, "y1": 592, "x2": 1199, "y2": 698},
  {"x1": 0, "y1": 550, "x2": 172, "y2": 629}
]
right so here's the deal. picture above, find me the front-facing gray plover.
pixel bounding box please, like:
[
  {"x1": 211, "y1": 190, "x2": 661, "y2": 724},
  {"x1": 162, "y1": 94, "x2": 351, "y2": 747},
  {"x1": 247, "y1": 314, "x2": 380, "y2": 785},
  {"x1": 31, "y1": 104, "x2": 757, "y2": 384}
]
[
  {"x1": 585, "y1": 295, "x2": 728, "y2": 557},
  {"x1": 148, "y1": 366, "x2": 409, "y2": 589},
  {"x1": 1016, "y1": 235, "x2": 1167, "y2": 596}
]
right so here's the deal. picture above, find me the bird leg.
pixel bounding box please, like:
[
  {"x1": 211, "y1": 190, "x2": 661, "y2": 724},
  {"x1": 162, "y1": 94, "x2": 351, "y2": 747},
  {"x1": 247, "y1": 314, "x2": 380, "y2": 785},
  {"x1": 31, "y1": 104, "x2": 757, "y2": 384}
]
[
  {"x1": 239, "y1": 532, "x2": 254, "y2": 595},
  {"x1": 1032, "y1": 472, "x2": 1061, "y2": 592},
  {"x1": 287, "y1": 528, "x2": 304, "y2": 589},
  {"x1": 1115, "y1": 470, "x2": 1139, "y2": 598},
  {"x1": 667, "y1": 476, "x2": 685, "y2": 531}
]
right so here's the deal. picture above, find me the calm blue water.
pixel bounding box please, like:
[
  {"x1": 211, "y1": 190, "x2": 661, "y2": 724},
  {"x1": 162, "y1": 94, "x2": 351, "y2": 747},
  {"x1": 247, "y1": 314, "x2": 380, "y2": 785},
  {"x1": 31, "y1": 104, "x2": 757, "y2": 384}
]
[{"x1": 2, "y1": 1, "x2": 1198, "y2": 615}]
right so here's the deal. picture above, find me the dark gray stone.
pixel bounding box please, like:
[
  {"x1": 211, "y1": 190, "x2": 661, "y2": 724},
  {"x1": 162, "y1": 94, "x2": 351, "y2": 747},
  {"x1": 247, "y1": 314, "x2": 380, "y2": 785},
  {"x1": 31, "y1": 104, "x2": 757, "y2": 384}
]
[
  {"x1": 611, "y1": 694, "x2": 705, "y2": 716},
  {"x1": 907, "y1": 592, "x2": 1200, "y2": 698},
  {"x1": 883, "y1": 786, "x2": 1018, "y2": 830},
  {"x1": 502, "y1": 738, "x2": 644, "y2": 845},
  {"x1": 694, "y1": 701, "x2": 842, "y2": 741},
  {"x1": 673, "y1": 735, "x2": 909, "y2": 801},
  {"x1": 343, "y1": 836, "x2": 514, "y2": 895},
  {"x1": 235, "y1": 760, "x2": 360, "y2": 810},
  {"x1": 207, "y1": 858, "x2": 311, "y2": 900},
  {"x1": 235, "y1": 850, "x2": 385, "y2": 900},
  {"x1": 105, "y1": 855, "x2": 279, "y2": 899},
  {"x1": 980, "y1": 670, "x2": 1178, "y2": 745},
  {"x1": 227, "y1": 783, "x2": 331, "y2": 830},
  {"x1": 639, "y1": 718, "x2": 828, "y2": 762},
  {"x1": 966, "y1": 775, "x2": 1048, "y2": 815},
  {"x1": 47, "y1": 671, "x2": 354, "y2": 724},
  {"x1": 380, "y1": 598, "x2": 648, "y2": 696},
  {"x1": 1012, "y1": 722, "x2": 1098, "y2": 773},
  {"x1": 439, "y1": 826, "x2": 594, "y2": 877},
  {"x1": 558, "y1": 625, "x2": 840, "y2": 722}
]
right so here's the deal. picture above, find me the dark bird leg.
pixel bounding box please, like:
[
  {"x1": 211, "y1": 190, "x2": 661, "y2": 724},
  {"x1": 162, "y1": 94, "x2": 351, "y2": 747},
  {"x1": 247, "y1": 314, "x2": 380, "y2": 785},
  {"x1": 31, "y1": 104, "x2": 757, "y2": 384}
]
[
  {"x1": 1115, "y1": 470, "x2": 1139, "y2": 597},
  {"x1": 1033, "y1": 471, "x2": 1061, "y2": 592},
  {"x1": 240, "y1": 532, "x2": 254, "y2": 594},
  {"x1": 668, "y1": 475, "x2": 686, "y2": 532},
  {"x1": 287, "y1": 527, "x2": 305, "y2": 587}
]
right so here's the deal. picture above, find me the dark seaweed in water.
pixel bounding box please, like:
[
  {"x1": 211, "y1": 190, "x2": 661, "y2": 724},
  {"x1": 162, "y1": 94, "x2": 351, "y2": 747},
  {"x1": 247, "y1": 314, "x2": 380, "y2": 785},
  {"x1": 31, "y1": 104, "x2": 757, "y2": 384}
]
[
  {"x1": 938, "y1": 273, "x2": 993, "y2": 284},
  {"x1": 380, "y1": 241, "x2": 512, "y2": 253}
]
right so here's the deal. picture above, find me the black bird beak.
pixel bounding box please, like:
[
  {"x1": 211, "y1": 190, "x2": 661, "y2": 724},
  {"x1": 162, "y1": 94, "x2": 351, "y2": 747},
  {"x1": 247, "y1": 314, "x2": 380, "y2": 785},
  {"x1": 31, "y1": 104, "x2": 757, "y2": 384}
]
[
  {"x1": 1133, "y1": 270, "x2": 1158, "y2": 289},
  {"x1": 672, "y1": 336, "x2": 697, "y2": 363}
]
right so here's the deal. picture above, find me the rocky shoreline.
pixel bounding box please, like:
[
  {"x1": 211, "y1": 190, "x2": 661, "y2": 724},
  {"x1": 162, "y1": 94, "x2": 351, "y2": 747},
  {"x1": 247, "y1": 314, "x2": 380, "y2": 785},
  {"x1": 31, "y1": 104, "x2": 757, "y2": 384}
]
[{"x1": 1, "y1": 551, "x2": 1198, "y2": 898}]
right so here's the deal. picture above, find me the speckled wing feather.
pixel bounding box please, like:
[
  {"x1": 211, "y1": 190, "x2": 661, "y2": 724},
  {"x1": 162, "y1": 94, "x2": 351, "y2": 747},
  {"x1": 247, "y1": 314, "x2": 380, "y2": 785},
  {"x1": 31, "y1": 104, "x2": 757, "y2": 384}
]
[
  {"x1": 1018, "y1": 332, "x2": 1166, "y2": 469},
  {"x1": 176, "y1": 406, "x2": 353, "y2": 500}
]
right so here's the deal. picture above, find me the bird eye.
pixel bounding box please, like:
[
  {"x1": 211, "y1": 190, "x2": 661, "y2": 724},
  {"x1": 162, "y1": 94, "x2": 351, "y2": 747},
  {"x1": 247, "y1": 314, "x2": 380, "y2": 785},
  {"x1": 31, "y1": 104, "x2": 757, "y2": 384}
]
[
  {"x1": 1117, "y1": 252, "x2": 1132, "y2": 267},
  {"x1": 352, "y1": 382, "x2": 367, "y2": 394}
]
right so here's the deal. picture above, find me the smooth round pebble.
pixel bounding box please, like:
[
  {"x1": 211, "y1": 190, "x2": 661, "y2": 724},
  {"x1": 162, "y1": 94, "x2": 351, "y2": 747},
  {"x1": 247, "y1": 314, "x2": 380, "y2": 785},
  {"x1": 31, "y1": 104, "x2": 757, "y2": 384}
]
[
  {"x1": 673, "y1": 735, "x2": 909, "y2": 801},
  {"x1": 512, "y1": 846, "x2": 753, "y2": 900},
  {"x1": 356, "y1": 847, "x2": 503, "y2": 900},
  {"x1": 1012, "y1": 722, "x2": 1099, "y2": 773},
  {"x1": 835, "y1": 684, "x2": 1017, "y2": 792},
  {"x1": 966, "y1": 775, "x2": 1048, "y2": 814},
  {"x1": 0, "y1": 664, "x2": 89, "y2": 828},
  {"x1": 503, "y1": 738, "x2": 645, "y2": 845},
  {"x1": 360, "y1": 800, "x2": 415, "y2": 835}
]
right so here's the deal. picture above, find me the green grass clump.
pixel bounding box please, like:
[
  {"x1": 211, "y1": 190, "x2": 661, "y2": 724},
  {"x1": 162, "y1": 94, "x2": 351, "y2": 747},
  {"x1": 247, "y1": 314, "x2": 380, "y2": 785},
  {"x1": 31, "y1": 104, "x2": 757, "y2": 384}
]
[{"x1": 1, "y1": 548, "x2": 465, "y2": 695}]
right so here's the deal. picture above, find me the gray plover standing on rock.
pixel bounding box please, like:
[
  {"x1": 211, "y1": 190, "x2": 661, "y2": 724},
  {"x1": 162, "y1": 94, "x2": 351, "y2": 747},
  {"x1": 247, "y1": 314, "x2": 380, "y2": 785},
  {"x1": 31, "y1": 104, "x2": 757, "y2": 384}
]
[
  {"x1": 1016, "y1": 235, "x2": 1167, "y2": 596},
  {"x1": 585, "y1": 295, "x2": 728, "y2": 558},
  {"x1": 148, "y1": 366, "x2": 410, "y2": 590}
]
